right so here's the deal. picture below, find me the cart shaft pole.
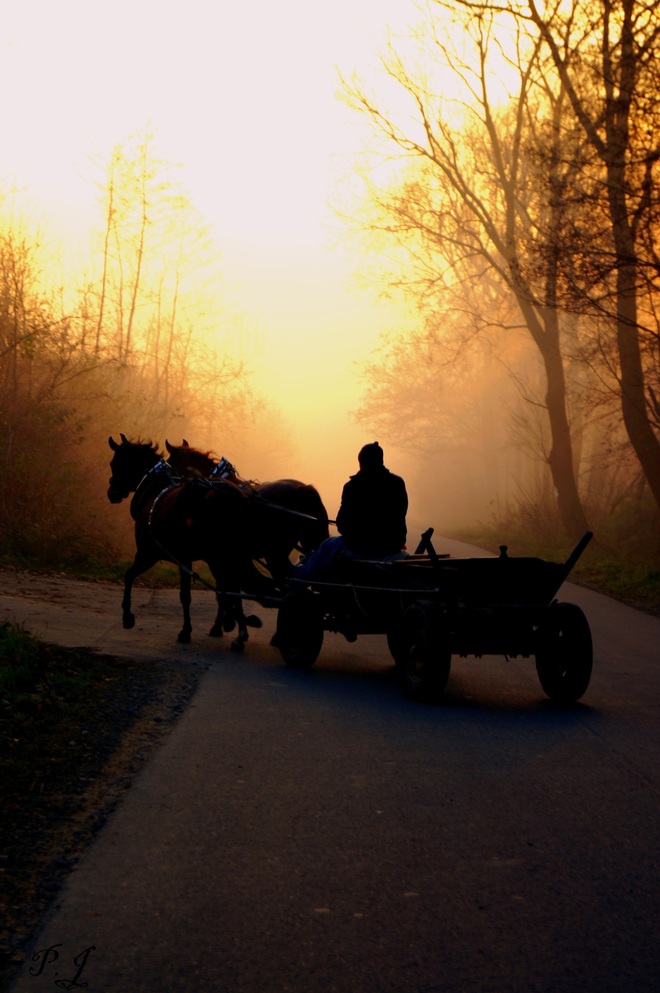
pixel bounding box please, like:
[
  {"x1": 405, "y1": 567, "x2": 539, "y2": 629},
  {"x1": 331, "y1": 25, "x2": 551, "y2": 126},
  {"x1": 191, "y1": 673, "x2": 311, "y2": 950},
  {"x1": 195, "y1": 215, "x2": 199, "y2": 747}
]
[{"x1": 562, "y1": 531, "x2": 593, "y2": 578}]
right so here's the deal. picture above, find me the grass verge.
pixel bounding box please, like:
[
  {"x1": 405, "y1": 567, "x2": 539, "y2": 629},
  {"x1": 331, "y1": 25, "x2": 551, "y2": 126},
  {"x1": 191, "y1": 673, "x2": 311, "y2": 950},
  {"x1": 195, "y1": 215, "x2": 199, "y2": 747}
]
[{"x1": 0, "y1": 622, "x2": 203, "y2": 989}]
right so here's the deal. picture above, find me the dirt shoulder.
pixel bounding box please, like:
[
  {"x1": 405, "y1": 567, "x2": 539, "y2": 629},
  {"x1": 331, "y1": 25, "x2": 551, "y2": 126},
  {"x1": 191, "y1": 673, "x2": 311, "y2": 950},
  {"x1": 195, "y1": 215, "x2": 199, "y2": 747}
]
[{"x1": 0, "y1": 569, "x2": 213, "y2": 984}]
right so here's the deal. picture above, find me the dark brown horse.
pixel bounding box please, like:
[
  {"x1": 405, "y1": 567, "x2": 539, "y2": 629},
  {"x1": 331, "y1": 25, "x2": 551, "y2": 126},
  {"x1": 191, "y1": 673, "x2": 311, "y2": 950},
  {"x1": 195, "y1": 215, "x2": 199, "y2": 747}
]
[
  {"x1": 165, "y1": 440, "x2": 330, "y2": 582},
  {"x1": 107, "y1": 435, "x2": 261, "y2": 649}
]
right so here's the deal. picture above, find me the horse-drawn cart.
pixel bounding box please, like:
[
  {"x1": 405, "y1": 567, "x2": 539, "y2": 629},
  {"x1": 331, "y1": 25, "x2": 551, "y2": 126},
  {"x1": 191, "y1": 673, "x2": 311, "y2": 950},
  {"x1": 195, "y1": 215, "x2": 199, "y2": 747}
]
[
  {"x1": 105, "y1": 437, "x2": 594, "y2": 704},
  {"x1": 274, "y1": 530, "x2": 594, "y2": 704}
]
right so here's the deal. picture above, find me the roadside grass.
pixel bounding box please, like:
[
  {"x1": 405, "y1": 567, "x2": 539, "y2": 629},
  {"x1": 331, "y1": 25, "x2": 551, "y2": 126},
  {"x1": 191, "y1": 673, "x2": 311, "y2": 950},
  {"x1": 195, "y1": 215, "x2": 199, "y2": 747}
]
[
  {"x1": 0, "y1": 623, "x2": 119, "y2": 966},
  {"x1": 0, "y1": 623, "x2": 125, "y2": 793},
  {"x1": 0, "y1": 620, "x2": 198, "y2": 980}
]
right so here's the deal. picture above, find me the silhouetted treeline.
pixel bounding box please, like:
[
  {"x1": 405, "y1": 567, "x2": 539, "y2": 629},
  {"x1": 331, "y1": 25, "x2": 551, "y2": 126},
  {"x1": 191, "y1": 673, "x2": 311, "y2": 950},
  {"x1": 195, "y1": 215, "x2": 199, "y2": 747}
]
[
  {"x1": 0, "y1": 135, "x2": 266, "y2": 567},
  {"x1": 343, "y1": 0, "x2": 660, "y2": 554}
]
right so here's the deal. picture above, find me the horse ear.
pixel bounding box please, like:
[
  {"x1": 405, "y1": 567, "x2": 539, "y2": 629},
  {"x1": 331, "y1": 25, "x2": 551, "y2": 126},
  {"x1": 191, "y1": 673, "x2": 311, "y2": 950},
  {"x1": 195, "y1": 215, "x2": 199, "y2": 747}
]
[
  {"x1": 165, "y1": 440, "x2": 173, "y2": 453},
  {"x1": 182, "y1": 439, "x2": 190, "y2": 448},
  {"x1": 109, "y1": 436, "x2": 119, "y2": 451},
  {"x1": 120, "y1": 433, "x2": 129, "y2": 445}
]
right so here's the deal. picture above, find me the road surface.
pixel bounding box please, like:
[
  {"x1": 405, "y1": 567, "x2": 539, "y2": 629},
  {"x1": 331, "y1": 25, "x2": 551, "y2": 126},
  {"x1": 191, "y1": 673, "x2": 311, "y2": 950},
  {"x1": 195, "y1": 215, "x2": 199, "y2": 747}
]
[{"x1": 1, "y1": 538, "x2": 659, "y2": 993}]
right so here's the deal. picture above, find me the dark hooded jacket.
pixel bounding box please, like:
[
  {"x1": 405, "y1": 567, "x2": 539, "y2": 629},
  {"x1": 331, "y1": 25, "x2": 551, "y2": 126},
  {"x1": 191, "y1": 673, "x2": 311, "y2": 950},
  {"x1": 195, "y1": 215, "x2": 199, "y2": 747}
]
[{"x1": 336, "y1": 465, "x2": 408, "y2": 557}]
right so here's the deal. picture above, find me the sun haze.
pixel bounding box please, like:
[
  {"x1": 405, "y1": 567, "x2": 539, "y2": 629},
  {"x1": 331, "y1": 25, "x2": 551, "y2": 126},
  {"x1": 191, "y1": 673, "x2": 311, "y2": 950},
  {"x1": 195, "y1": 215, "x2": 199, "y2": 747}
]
[{"x1": 1, "y1": 0, "x2": 422, "y2": 505}]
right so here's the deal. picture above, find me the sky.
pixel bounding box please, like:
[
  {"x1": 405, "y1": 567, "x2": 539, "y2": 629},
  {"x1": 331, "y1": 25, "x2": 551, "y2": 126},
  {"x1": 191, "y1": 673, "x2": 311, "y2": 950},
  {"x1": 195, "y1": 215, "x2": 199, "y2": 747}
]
[{"x1": 1, "y1": 0, "x2": 424, "y2": 506}]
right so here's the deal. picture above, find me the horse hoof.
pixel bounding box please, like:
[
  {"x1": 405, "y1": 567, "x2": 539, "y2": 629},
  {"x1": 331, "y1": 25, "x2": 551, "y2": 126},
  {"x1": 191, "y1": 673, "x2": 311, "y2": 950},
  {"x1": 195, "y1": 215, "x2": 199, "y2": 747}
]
[
  {"x1": 246, "y1": 614, "x2": 262, "y2": 629},
  {"x1": 177, "y1": 631, "x2": 191, "y2": 644},
  {"x1": 230, "y1": 637, "x2": 246, "y2": 652},
  {"x1": 123, "y1": 615, "x2": 136, "y2": 630},
  {"x1": 209, "y1": 625, "x2": 224, "y2": 638}
]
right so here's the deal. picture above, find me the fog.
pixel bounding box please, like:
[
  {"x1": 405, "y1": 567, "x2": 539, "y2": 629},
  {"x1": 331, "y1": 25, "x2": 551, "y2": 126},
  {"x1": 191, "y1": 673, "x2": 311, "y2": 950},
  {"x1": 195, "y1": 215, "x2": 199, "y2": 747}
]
[{"x1": 2, "y1": 1, "x2": 657, "y2": 568}]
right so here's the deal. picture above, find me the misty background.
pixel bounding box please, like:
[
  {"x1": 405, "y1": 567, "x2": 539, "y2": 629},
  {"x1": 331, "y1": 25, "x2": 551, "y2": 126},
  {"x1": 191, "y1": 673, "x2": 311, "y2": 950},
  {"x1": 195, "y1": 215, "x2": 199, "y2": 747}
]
[{"x1": 1, "y1": 0, "x2": 659, "y2": 575}]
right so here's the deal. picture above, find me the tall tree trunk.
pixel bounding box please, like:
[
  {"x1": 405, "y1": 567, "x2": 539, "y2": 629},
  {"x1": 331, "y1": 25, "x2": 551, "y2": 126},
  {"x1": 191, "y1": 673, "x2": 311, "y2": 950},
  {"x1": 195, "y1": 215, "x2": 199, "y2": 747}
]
[
  {"x1": 543, "y1": 328, "x2": 590, "y2": 535},
  {"x1": 616, "y1": 256, "x2": 660, "y2": 507},
  {"x1": 529, "y1": 0, "x2": 660, "y2": 517},
  {"x1": 516, "y1": 291, "x2": 590, "y2": 536},
  {"x1": 604, "y1": 0, "x2": 660, "y2": 510}
]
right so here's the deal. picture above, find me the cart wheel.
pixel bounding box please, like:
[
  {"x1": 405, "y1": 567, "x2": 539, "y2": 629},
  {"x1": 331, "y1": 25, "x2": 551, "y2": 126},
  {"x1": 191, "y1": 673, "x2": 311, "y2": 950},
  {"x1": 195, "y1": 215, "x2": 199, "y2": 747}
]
[
  {"x1": 386, "y1": 624, "x2": 404, "y2": 662},
  {"x1": 395, "y1": 600, "x2": 451, "y2": 702},
  {"x1": 276, "y1": 591, "x2": 324, "y2": 669},
  {"x1": 535, "y1": 602, "x2": 593, "y2": 703}
]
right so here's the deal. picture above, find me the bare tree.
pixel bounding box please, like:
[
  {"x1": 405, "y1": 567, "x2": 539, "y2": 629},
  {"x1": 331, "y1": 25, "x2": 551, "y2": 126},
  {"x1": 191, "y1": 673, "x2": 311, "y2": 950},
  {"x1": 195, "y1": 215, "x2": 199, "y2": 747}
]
[
  {"x1": 0, "y1": 139, "x2": 263, "y2": 564},
  {"x1": 442, "y1": 0, "x2": 660, "y2": 518},
  {"x1": 343, "y1": 6, "x2": 592, "y2": 534},
  {"x1": 525, "y1": 0, "x2": 660, "y2": 519}
]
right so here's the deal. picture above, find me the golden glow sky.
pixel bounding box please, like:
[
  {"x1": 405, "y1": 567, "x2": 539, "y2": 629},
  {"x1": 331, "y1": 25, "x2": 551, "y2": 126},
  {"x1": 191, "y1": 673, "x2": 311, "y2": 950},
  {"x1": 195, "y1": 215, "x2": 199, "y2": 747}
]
[{"x1": 2, "y1": 0, "x2": 423, "y2": 502}]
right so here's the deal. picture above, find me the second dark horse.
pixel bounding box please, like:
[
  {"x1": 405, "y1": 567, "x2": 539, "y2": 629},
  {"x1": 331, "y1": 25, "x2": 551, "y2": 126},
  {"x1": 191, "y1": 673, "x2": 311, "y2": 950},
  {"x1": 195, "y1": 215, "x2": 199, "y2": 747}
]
[{"x1": 164, "y1": 440, "x2": 329, "y2": 582}]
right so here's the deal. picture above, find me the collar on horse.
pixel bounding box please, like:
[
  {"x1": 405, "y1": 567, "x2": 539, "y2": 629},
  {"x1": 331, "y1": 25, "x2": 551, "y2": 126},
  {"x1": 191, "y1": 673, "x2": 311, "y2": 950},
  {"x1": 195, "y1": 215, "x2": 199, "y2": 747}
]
[
  {"x1": 131, "y1": 460, "x2": 181, "y2": 525},
  {"x1": 210, "y1": 456, "x2": 235, "y2": 480}
]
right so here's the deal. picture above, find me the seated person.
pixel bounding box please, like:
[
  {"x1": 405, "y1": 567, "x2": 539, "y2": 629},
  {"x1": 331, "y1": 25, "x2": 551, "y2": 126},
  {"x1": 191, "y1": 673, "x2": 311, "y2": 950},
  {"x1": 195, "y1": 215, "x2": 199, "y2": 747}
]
[{"x1": 296, "y1": 442, "x2": 408, "y2": 579}]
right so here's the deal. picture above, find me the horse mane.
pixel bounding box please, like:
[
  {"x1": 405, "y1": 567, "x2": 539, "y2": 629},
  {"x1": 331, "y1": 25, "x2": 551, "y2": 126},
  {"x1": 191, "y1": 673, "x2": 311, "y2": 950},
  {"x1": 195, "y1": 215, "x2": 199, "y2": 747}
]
[
  {"x1": 186, "y1": 446, "x2": 218, "y2": 465},
  {"x1": 135, "y1": 437, "x2": 161, "y2": 453},
  {"x1": 111, "y1": 433, "x2": 162, "y2": 456},
  {"x1": 166, "y1": 439, "x2": 218, "y2": 474}
]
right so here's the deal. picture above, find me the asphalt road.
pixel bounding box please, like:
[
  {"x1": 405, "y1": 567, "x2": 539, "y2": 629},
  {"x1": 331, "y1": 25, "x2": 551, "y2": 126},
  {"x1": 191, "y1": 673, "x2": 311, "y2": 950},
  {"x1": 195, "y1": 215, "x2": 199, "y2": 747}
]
[{"x1": 2, "y1": 538, "x2": 659, "y2": 993}]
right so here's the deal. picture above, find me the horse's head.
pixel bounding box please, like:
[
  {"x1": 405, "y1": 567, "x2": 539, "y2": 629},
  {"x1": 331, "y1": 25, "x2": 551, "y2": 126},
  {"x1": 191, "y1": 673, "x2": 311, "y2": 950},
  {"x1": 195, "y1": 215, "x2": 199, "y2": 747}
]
[{"x1": 108, "y1": 434, "x2": 162, "y2": 503}]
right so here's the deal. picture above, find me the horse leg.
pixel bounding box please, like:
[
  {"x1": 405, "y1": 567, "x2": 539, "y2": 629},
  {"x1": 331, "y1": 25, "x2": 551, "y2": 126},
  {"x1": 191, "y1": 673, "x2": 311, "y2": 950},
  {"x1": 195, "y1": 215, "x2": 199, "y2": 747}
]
[
  {"x1": 210, "y1": 566, "x2": 260, "y2": 651},
  {"x1": 122, "y1": 566, "x2": 137, "y2": 629},
  {"x1": 177, "y1": 566, "x2": 193, "y2": 643},
  {"x1": 229, "y1": 597, "x2": 249, "y2": 652},
  {"x1": 209, "y1": 592, "x2": 226, "y2": 638},
  {"x1": 121, "y1": 548, "x2": 158, "y2": 629},
  {"x1": 212, "y1": 590, "x2": 245, "y2": 648},
  {"x1": 229, "y1": 593, "x2": 264, "y2": 652},
  {"x1": 208, "y1": 570, "x2": 236, "y2": 637}
]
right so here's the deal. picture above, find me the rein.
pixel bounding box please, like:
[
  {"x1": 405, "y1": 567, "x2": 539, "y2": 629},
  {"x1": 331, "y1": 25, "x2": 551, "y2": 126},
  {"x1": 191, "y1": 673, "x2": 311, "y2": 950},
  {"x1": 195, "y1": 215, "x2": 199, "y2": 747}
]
[
  {"x1": 172, "y1": 451, "x2": 334, "y2": 526},
  {"x1": 251, "y1": 490, "x2": 332, "y2": 525}
]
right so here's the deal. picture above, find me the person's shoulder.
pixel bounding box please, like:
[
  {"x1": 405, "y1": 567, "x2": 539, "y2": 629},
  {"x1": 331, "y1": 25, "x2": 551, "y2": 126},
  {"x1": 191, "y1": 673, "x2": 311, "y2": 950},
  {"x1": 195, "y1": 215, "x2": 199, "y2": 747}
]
[
  {"x1": 385, "y1": 469, "x2": 406, "y2": 485},
  {"x1": 340, "y1": 474, "x2": 359, "y2": 496}
]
